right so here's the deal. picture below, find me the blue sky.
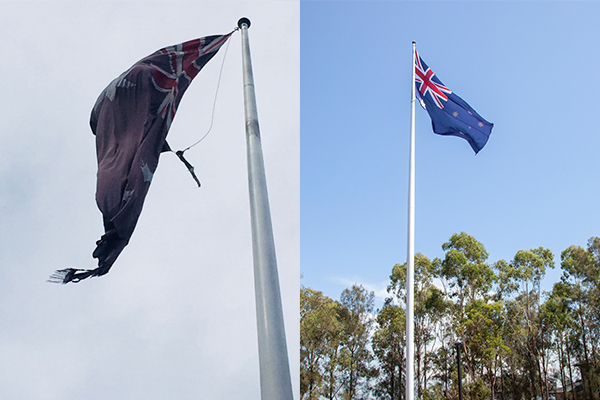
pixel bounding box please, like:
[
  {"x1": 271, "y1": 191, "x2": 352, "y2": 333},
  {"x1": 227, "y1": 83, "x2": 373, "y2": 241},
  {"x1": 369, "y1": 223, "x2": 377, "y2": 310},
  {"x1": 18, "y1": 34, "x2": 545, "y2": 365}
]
[{"x1": 301, "y1": 1, "x2": 600, "y2": 308}]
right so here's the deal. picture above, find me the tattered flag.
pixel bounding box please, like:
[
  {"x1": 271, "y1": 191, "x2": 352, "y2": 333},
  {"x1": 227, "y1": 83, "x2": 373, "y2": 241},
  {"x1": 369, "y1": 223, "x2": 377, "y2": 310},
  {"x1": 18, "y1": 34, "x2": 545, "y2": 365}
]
[{"x1": 50, "y1": 32, "x2": 233, "y2": 284}]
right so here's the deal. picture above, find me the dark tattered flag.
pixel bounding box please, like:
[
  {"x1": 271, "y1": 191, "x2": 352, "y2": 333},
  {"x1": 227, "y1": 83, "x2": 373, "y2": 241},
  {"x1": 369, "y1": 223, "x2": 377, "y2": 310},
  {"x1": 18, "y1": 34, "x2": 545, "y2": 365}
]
[{"x1": 50, "y1": 32, "x2": 233, "y2": 284}]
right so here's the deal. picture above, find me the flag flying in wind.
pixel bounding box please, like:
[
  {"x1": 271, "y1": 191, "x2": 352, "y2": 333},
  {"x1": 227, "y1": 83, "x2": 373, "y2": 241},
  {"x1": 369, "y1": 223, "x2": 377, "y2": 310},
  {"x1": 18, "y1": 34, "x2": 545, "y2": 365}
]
[
  {"x1": 414, "y1": 48, "x2": 493, "y2": 154},
  {"x1": 50, "y1": 32, "x2": 233, "y2": 284}
]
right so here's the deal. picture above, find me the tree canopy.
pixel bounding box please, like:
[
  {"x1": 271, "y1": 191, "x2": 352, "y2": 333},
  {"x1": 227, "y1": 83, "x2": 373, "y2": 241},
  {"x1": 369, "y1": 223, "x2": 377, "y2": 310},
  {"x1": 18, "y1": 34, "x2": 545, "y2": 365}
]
[{"x1": 301, "y1": 233, "x2": 600, "y2": 400}]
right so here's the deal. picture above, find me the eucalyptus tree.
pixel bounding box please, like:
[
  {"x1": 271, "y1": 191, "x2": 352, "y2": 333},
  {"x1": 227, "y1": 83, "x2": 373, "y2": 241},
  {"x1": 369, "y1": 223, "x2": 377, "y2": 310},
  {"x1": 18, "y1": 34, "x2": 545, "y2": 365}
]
[
  {"x1": 338, "y1": 284, "x2": 376, "y2": 400},
  {"x1": 463, "y1": 299, "x2": 507, "y2": 400},
  {"x1": 540, "y1": 282, "x2": 579, "y2": 400},
  {"x1": 372, "y1": 300, "x2": 406, "y2": 400},
  {"x1": 440, "y1": 232, "x2": 495, "y2": 387},
  {"x1": 497, "y1": 247, "x2": 554, "y2": 400},
  {"x1": 301, "y1": 286, "x2": 342, "y2": 400},
  {"x1": 522, "y1": 247, "x2": 554, "y2": 399},
  {"x1": 441, "y1": 232, "x2": 494, "y2": 306},
  {"x1": 428, "y1": 341, "x2": 456, "y2": 399},
  {"x1": 388, "y1": 253, "x2": 447, "y2": 398},
  {"x1": 560, "y1": 238, "x2": 600, "y2": 399}
]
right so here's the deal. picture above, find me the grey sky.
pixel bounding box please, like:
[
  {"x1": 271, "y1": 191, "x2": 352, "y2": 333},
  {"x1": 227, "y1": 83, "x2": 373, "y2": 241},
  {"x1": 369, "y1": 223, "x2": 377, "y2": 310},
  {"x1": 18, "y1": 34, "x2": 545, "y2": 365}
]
[{"x1": 0, "y1": 1, "x2": 299, "y2": 399}]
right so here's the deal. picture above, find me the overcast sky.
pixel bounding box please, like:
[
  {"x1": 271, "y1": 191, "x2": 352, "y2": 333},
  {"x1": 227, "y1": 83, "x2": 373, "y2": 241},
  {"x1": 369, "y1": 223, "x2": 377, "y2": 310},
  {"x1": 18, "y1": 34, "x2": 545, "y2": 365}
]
[
  {"x1": 301, "y1": 1, "x2": 600, "y2": 308},
  {"x1": 0, "y1": 1, "x2": 299, "y2": 399}
]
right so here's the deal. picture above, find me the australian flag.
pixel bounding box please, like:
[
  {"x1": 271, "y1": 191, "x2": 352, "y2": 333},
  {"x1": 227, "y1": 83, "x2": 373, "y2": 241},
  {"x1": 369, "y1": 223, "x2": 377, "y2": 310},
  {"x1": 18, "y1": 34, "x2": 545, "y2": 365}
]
[
  {"x1": 414, "y1": 48, "x2": 493, "y2": 154},
  {"x1": 50, "y1": 32, "x2": 233, "y2": 284}
]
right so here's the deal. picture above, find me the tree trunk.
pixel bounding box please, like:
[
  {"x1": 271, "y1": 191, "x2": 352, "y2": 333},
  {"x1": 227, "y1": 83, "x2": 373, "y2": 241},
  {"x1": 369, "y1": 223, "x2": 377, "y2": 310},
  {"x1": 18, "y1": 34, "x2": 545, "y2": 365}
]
[
  {"x1": 567, "y1": 345, "x2": 575, "y2": 400},
  {"x1": 500, "y1": 361, "x2": 505, "y2": 400}
]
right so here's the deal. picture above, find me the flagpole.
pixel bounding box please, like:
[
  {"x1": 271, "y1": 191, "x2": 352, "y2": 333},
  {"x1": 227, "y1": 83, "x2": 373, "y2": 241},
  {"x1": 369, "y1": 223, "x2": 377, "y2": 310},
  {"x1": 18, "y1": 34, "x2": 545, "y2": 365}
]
[
  {"x1": 406, "y1": 41, "x2": 416, "y2": 400},
  {"x1": 238, "y1": 18, "x2": 294, "y2": 400}
]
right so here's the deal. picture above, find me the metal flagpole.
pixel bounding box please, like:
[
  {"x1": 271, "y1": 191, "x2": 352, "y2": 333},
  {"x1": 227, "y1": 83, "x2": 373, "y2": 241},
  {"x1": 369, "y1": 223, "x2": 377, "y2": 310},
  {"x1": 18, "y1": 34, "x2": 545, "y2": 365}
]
[
  {"x1": 238, "y1": 17, "x2": 294, "y2": 400},
  {"x1": 406, "y1": 41, "x2": 416, "y2": 400}
]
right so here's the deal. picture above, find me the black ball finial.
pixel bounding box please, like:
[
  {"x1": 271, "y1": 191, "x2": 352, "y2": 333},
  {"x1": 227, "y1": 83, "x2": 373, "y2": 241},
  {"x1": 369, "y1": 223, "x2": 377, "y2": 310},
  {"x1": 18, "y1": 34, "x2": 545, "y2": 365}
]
[{"x1": 238, "y1": 17, "x2": 251, "y2": 29}]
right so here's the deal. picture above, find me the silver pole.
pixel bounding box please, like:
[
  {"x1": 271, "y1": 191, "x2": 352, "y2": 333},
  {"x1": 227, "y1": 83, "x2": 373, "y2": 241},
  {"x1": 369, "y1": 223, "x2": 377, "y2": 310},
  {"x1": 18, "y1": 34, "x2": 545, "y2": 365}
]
[
  {"x1": 406, "y1": 41, "x2": 416, "y2": 400},
  {"x1": 238, "y1": 17, "x2": 294, "y2": 400}
]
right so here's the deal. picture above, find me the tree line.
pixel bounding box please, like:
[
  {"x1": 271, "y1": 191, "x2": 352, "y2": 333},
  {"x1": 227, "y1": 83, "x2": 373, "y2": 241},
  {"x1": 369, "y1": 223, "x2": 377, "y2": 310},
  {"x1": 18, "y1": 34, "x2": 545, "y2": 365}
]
[{"x1": 300, "y1": 232, "x2": 600, "y2": 400}]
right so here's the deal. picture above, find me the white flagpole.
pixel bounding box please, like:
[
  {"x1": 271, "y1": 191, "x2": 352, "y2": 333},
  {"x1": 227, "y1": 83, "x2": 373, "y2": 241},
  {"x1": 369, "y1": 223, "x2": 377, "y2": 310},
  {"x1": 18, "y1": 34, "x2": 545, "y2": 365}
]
[
  {"x1": 406, "y1": 41, "x2": 416, "y2": 400},
  {"x1": 238, "y1": 18, "x2": 294, "y2": 400}
]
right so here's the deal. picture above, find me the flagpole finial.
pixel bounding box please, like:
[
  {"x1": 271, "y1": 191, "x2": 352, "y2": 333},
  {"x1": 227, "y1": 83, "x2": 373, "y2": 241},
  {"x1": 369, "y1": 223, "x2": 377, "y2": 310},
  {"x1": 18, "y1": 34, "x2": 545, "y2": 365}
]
[{"x1": 238, "y1": 17, "x2": 251, "y2": 29}]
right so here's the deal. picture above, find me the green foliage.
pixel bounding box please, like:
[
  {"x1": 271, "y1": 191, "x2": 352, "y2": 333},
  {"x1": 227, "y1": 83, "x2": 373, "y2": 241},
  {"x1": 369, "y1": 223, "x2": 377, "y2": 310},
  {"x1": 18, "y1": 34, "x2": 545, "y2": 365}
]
[
  {"x1": 441, "y1": 232, "x2": 495, "y2": 305},
  {"x1": 372, "y1": 302, "x2": 406, "y2": 399},
  {"x1": 338, "y1": 285, "x2": 376, "y2": 400},
  {"x1": 300, "y1": 286, "x2": 341, "y2": 399},
  {"x1": 464, "y1": 377, "x2": 491, "y2": 400},
  {"x1": 301, "y1": 234, "x2": 600, "y2": 400}
]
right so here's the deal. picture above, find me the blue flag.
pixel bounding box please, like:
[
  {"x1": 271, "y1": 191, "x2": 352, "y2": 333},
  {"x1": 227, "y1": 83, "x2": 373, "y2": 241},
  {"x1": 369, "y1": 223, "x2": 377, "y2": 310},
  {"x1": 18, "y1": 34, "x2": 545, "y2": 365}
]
[{"x1": 414, "y1": 48, "x2": 493, "y2": 154}]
